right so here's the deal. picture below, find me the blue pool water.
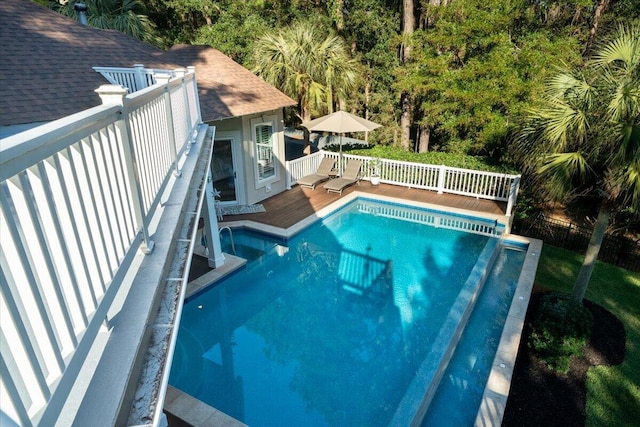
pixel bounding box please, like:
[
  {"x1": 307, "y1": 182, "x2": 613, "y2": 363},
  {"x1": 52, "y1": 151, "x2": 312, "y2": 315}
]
[
  {"x1": 170, "y1": 199, "x2": 525, "y2": 426},
  {"x1": 422, "y1": 246, "x2": 525, "y2": 426}
]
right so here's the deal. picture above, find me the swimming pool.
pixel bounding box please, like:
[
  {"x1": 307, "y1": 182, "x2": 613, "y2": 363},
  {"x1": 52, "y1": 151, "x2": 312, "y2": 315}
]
[{"x1": 169, "y1": 198, "x2": 533, "y2": 426}]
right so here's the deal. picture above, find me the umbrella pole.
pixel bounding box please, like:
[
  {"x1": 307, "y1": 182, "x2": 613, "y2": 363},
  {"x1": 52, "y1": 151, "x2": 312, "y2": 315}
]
[{"x1": 339, "y1": 133, "x2": 343, "y2": 175}]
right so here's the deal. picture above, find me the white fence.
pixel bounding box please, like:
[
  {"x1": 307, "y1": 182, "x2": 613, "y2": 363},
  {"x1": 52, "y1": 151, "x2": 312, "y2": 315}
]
[
  {"x1": 0, "y1": 71, "x2": 201, "y2": 426},
  {"x1": 286, "y1": 151, "x2": 521, "y2": 216},
  {"x1": 93, "y1": 64, "x2": 174, "y2": 93}
]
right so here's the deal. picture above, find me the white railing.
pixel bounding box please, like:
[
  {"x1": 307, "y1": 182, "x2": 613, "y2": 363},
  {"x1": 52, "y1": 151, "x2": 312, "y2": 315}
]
[
  {"x1": 286, "y1": 150, "x2": 521, "y2": 216},
  {"x1": 0, "y1": 71, "x2": 201, "y2": 426},
  {"x1": 93, "y1": 64, "x2": 175, "y2": 93}
]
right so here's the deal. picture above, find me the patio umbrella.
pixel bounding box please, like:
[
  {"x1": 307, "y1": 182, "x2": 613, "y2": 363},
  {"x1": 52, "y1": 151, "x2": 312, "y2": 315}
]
[{"x1": 302, "y1": 110, "x2": 381, "y2": 174}]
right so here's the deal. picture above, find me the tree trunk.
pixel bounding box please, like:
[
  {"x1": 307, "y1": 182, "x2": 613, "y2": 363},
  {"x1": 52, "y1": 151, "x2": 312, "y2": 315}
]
[
  {"x1": 571, "y1": 206, "x2": 611, "y2": 303},
  {"x1": 303, "y1": 128, "x2": 311, "y2": 155},
  {"x1": 422, "y1": 0, "x2": 451, "y2": 28},
  {"x1": 333, "y1": 0, "x2": 345, "y2": 32},
  {"x1": 417, "y1": 125, "x2": 430, "y2": 152},
  {"x1": 364, "y1": 81, "x2": 370, "y2": 143},
  {"x1": 400, "y1": 92, "x2": 412, "y2": 150},
  {"x1": 584, "y1": 0, "x2": 610, "y2": 55},
  {"x1": 301, "y1": 101, "x2": 311, "y2": 155},
  {"x1": 400, "y1": 0, "x2": 415, "y2": 150},
  {"x1": 402, "y1": 0, "x2": 415, "y2": 63},
  {"x1": 327, "y1": 83, "x2": 334, "y2": 114}
]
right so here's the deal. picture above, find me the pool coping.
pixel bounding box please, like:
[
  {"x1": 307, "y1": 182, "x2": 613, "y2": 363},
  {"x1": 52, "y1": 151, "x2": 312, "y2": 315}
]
[
  {"x1": 185, "y1": 252, "x2": 247, "y2": 300},
  {"x1": 219, "y1": 191, "x2": 507, "y2": 240},
  {"x1": 166, "y1": 193, "x2": 540, "y2": 427},
  {"x1": 389, "y1": 238, "x2": 501, "y2": 426},
  {"x1": 473, "y1": 236, "x2": 542, "y2": 427}
]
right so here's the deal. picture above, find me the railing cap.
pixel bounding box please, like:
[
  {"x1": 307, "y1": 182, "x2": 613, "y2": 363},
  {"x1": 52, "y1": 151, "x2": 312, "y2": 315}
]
[{"x1": 95, "y1": 84, "x2": 128, "y2": 105}]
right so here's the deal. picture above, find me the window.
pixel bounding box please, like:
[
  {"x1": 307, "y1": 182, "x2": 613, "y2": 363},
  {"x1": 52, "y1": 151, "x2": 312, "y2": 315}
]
[{"x1": 254, "y1": 121, "x2": 275, "y2": 181}]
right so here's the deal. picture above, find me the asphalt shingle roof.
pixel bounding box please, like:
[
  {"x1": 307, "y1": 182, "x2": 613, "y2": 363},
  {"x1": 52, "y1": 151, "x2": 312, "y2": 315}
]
[
  {"x1": 0, "y1": 0, "x2": 294, "y2": 128},
  {"x1": 160, "y1": 45, "x2": 296, "y2": 122}
]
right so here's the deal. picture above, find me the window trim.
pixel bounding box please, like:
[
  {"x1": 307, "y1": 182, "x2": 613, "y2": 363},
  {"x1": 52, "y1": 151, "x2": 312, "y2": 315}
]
[{"x1": 251, "y1": 115, "x2": 279, "y2": 188}]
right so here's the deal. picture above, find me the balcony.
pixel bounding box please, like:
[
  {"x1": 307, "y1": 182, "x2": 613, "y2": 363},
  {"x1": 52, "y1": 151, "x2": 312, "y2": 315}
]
[{"x1": 0, "y1": 69, "x2": 213, "y2": 427}]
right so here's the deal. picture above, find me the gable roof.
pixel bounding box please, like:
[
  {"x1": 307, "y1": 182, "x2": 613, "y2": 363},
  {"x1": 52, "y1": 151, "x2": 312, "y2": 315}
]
[
  {"x1": 0, "y1": 0, "x2": 178, "y2": 127},
  {"x1": 160, "y1": 45, "x2": 295, "y2": 122},
  {"x1": 0, "y1": 0, "x2": 294, "y2": 129}
]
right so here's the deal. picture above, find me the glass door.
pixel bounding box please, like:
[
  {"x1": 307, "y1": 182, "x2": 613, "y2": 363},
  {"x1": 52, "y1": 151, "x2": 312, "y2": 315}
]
[{"x1": 212, "y1": 139, "x2": 238, "y2": 203}]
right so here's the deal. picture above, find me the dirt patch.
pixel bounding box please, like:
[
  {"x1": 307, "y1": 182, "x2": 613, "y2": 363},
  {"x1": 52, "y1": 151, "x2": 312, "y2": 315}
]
[{"x1": 502, "y1": 287, "x2": 626, "y2": 427}]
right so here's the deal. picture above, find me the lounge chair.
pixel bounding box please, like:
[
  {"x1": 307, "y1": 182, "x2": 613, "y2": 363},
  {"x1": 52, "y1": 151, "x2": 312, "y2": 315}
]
[
  {"x1": 324, "y1": 159, "x2": 362, "y2": 194},
  {"x1": 297, "y1": 157, "x2": 336, "y2": 189}
]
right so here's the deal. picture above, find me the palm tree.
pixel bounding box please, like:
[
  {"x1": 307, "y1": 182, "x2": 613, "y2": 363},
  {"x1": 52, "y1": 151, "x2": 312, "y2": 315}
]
[
  {"x1": 252, "y1": 22, "x2": 358, "y2": 152},
  {"x1": 518, "y1": 24, "x2": 639, "y2": 303},
  {"x1": 50, "y1": 0, "x2": 160, "y2": 46}
]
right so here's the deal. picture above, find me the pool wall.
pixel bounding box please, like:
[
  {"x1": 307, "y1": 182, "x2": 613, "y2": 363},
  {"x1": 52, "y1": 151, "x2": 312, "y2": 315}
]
[
  {"x1": 389, "y1": 238, "x2": 501, "y2": 426},
  {"x1": 474, "y1": 237, "x2": 542, "y2": 427}
]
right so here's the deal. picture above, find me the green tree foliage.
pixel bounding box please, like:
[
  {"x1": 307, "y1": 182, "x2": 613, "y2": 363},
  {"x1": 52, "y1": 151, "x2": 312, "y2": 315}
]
[
  {"x1": 517, "y1": 24, "x2": 640, "y2": 302},
  {"x1": 336, "y1": 0, "x2": 401, "y2": 145},
  {"x1": 192, "y1": 2, "x2": 272, "y2": 64},
  {"x1": 408, "y1": 0, "x2": 585, "y2": 156},
  {"x1": 49, "y1": 0, "x2": 160, "y2": 46},
  {"x1": 252, "y1": 22, "x2": 358, "y2": 123},
  {"x1": 48, "y1": 0, "x2": 638, "y2": 167}
]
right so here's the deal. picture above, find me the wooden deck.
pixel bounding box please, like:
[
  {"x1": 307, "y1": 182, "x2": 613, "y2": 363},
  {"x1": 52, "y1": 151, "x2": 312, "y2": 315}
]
[{"x1": 219, "y1": 182, "x2": 507, "y2": 229}]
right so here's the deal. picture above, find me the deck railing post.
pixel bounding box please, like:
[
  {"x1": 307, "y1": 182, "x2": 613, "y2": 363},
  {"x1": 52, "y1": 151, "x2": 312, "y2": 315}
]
[
  {"x1": 186, "y1": 66, "x2": 202, "y2": 126},
  {"x1": 155, "y1": 74, "x2": 180, "y2": 177},
  {"x1": 437, "y1": 164, "x2": 446, "y2": 194},
  {"x1": 133, "y1": 64, "x2": 146, "y2": 92},
  {"x1": 174, "y1": 69, "x2": 194, "y2": 149},
  {"x1": 506, "y1": 176, "x2": 521, "y2": 217},
  {"x1": 96, "y1": 84, "x2": 154, "y2": 254},
  {"x1": 285, "y1": 160, "x2": 292, "y2": 189}
]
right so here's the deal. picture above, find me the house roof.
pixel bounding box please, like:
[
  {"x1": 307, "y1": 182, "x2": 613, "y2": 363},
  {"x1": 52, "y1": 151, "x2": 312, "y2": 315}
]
[
  {"x1": 159, "y1": 45, "x2": 296, "y2": 122},
  {"x1": 0, "y1": 0, "x2": 178, "y2": 127},
  {"x1": 0, "y1": 0, "x2": 295, "y2": 129}
]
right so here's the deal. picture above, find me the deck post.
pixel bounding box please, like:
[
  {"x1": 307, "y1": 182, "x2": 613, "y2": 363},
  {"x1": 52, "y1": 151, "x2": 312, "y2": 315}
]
[
  {"x1": 96, "y1": 84, "x2": 154, "y2": 254},
  {"x1": 174, "y1": 69, "x2": 193, "y2": 150},
  {"x1": 156, "y1": 74, "x2": 180, "y2": 177},
  {"x1": 203, "y1": 172, "x2": 225, "y2": 268},
  {"x1": 285, "y1": 159, "x2": 292, "y2": 189},
  {"x1": 186, "y1": 66, "x2": 203, "y2": 126},
  {"x1": 437, "y1": 164, "x2": 446, "y2": 194},
  {"x1": 133, "y1": 64, "x2": 146, "y2": 91},
  {"x1": 506, "y1": 176, "x2": 520, "y2": 217}
]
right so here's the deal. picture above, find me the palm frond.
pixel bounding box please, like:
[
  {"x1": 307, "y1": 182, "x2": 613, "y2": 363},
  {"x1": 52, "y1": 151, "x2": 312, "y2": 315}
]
[
  {"x1": 592, "y1": 24, "x2": 640, "y2": 74},
  {"x1": 537, "y1": 152, "x2": 592, "y2": 200},
  {"x1": 624, "y1": 158, "x2": 640, "y2": 210},
  {"x1": 539, "y1": 152, "x2": 590, "y2": 178}
]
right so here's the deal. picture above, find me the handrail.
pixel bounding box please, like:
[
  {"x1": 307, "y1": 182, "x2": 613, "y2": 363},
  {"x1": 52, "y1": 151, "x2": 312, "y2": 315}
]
[
  {"x1": 286, "y1": 150, "x2": 521, "y2": 216},
  {"x1": 0, "y1": 68, "x2": 202, "y2": 426},
  {"x1": 219, "y1": 226, "x2": 236, "y2": 255}
]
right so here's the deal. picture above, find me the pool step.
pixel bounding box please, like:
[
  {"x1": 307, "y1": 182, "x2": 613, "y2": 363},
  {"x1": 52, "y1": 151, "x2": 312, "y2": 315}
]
[{"x1": 389, "y1": 238, "x2": 501, "y2": 427}]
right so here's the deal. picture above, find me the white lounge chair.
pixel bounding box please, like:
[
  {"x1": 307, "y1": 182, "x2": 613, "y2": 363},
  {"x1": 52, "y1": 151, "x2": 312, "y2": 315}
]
[
  {"x1": 297, "y1": 157, "x2": 336, "y2": 189},
  {"x1": 324, "y1": 159, "x2": 362, "y2": 194}
]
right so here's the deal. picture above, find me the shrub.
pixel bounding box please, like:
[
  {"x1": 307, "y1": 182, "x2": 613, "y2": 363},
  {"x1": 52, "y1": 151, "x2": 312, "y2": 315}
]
[
  {"x1": 528, "y1": 292, "x2": 593, "y2": 373},
  {"x1": 346, "y1": 145, "x2": 517, "y2": 174}
]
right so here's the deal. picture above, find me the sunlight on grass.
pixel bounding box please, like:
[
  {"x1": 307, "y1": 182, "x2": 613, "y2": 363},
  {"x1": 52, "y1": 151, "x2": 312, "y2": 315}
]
[{"x1": 537, "y1": 245, "x2": 640, "y2": 426}]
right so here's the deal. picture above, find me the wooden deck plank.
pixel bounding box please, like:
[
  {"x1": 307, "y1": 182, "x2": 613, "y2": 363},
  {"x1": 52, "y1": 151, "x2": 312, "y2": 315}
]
[{"x1": 220, "y1": 182, "x2": 507, "y2": 229}]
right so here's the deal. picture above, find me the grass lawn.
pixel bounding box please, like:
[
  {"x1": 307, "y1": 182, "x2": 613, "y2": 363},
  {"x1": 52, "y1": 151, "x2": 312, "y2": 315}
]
[{"x1": 536, "y1": 245, "x2": 640, "y2": 426}]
